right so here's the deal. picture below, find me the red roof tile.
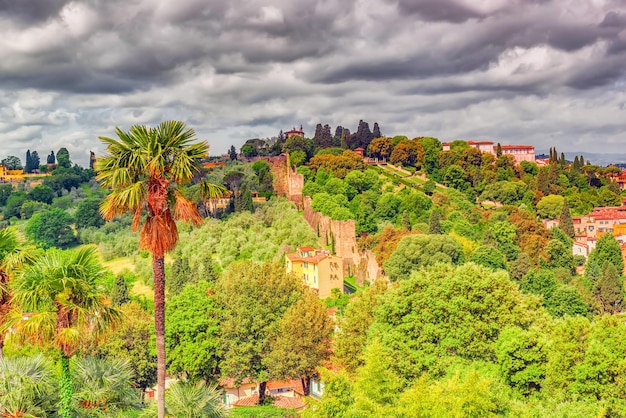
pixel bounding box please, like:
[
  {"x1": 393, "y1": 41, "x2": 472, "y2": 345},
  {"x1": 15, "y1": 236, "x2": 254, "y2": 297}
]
[{"x1": 233, "y1": 395, "x2": 306, "y2": 410}]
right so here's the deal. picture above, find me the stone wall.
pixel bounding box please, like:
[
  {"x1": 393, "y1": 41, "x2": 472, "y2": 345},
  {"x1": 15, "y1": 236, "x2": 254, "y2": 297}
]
[
  {"x1": 303, "y1": 196, "x2": 383, "y2": 284},
  {"x1": 265, "y1": 154, "x2": 304, "y2": 208}
]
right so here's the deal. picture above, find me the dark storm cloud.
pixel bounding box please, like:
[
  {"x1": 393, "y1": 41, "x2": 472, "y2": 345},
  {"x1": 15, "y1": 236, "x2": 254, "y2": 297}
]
[
  {"x1": 394, "y1": 0, "x2": 486, "y2": 23},
  {"x1": 0, "y1": 0, "x2": 625, "y2": 164},
  {"x1": 0, "y1": 0, "x2": 70, "y2": 24}
]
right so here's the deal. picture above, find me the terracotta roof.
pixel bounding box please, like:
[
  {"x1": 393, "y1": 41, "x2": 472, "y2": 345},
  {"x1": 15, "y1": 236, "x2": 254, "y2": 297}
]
[
  {"x1": 298, "y1": 246, "x2": 315, "y2": 252},
  {"x1": 219, "y1": 377, "x2": 253, "y2": 388},
  {"x1": 286, "y1": 252, "x2": 329, "y2": 264},
  {"x1": 442, "y1": 141, "x2": 494, "y2": 146},
  {"x1": 267, "y1": 380, "x2": 300, "y2": 390},
  {"x1": 233, "y1": 395, "x2": 306, "y2": 410}
]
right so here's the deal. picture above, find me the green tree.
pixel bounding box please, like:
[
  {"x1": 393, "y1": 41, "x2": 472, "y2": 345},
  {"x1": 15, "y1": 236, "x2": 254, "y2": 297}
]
[
  {"x1": 56, "y1": 147, "x2": 71, "y2": 168},
  {"x1": 368, "y1": 137, "x2": 393, "y2": 160},
  {"x1": 334, "y1": 280, "x2": 388, "y2": 372},
  {"x1": 536, "y1": 195, "x2": 565, "y2": 219},
  {"x1": 75, "y1": 198, "x2": 106, "y2": 229},
  {"x1": 28, "y1": 184, "x2": 55, "y2": 204},
  {"x1": 424, "y1": 179, "x2": 436, "y2": 196},
  {"x1": 25, "y1": 207, "x2": 76, "y2": 249},
  {"x1": 428, "y1": 208, "x2": 442, "y2": 234},
  {"x1": 470, "y1": 246, "x2": 506, "y2": 270},
  {"x1": 1, "y1": 155, "x2": 23, "y2": 170},
  {"x1": 217, "y1": 261, "x2": 303, "y2": 404},
  {"x1": 168, "y1": 254, "x2": 192, "y2": 297},
  {"x1": 166, "y1": 280, "x2": 220, "y2": 383},
  {"x1": 96, "y1": 121, "x2": 227, "y2": 418},
  {"x1": 384, "y1": 234, "x2": 464, "y2": 281},
  {"x1": 559, "y1": 199, "x2": 575, "y2": 238},
  {"x1": 372, "y1": 263, "x2": 542, "y2": 380},
  {"x1": 587, "y1": 233, "x2": 624, "y2": 276},
  {"x1": 508, "y1": 252, "x2": 531, "y2": 281},
  {"x1": 546, "y1": 285, "x2": 589, "y2": 317},
  {"x1": 266, "y1": 290, "x2": 333, "y2": 395},
  {"x1": 289, "y1": 150, "x2": 307, "y2": 167},
  {"x1": 544, "y1": 239, "x2": 574, "y2": 272},
  {"x1": 111, "y1": 273, "x2": 130, "y2": 306},
  {"x1": 304, "y1": 369, "x2": 353, "y2": 418},
  {"x1": 3, "y1": 192, "x2": 27, "y2": 219},
  {"x1": 89, "y1": 302, "x2": 157, "y2": 394},
  {"x1": 594, "y1": 261, "x2": 624, "y2": 314},
  {"x1": 496, "y1": 327, "x2": 547, "y2": 395},
  {"x1": 6, "y1": 247, "x2": 120, "y2": 418},
  {"x1": 348, "y1": 340, "x2": 402, "y2": 416},
  {"x1": 521, "y1": 269, "x2": 557, "y2": 301}
]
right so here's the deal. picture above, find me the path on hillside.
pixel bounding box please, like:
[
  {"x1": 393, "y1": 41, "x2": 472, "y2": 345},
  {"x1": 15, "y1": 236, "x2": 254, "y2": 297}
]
[{"x1": 376, "y1": 163, "x2": 448, "y2": 191}]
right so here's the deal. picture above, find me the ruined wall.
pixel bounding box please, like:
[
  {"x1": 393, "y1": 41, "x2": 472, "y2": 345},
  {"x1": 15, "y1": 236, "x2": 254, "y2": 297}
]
[
  {"x1": 303, "y1": 196, "x2": 383, "y2": 284},
  {"x1": 266, "y1": 154, "x2": 304, "y2": 209}
]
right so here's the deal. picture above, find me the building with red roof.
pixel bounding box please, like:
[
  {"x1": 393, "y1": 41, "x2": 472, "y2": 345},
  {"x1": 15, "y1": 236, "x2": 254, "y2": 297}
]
[
  {"x1": 286, "y1": 246, "x2": 344, "y2": 298},
  {"x1": 441, "y1": 140, "x2": 535, "y2": 165}
]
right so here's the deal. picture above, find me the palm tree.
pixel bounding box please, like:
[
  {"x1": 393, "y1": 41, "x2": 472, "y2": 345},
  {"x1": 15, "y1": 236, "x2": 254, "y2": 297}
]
[
  {"x1": 0, "y1": 227, "x2": 37, "y2": 359},
  {"x1": 0, "y1": 354, "x2": 57, "y2": 417},
  {"x1": 139, "y1": 382, "x2": 228, "y2": 418},
  {"x1": 95, "y1": 120, "x2": 227, "y2": 418},
  {"x1": 5, "y1": 246, "x2": 121, "y2": 418},
  {"x1": 72, "y1": 356, "x2": 141, "y2": 416}
]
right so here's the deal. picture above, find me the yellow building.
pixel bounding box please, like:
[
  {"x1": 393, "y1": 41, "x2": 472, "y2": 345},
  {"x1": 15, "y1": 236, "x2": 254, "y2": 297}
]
[
  {"x1": 285, "y1": 246, "x2": 343, "y2": 299},
  {"x1": 0, "y1": 165, "x2": 50, "y2": 184}
]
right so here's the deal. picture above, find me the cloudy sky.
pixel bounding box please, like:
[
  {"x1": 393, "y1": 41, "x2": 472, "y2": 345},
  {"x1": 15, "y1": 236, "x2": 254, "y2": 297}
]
[{"x1": 0, "y1": 0, "x2": 625, "y2": 166}]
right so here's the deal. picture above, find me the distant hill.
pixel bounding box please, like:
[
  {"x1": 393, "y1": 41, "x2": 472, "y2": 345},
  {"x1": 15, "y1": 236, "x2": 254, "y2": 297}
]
[{"x1": 537, "y1": 150, "x2": 626, "y2": 166}]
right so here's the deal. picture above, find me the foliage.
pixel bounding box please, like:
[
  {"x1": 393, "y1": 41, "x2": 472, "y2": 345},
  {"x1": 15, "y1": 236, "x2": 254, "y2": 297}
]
[
  {"x1": 594, "y1": 261, "x2": 624, "y2": 314},
  {"x1": 75, "y1": 198, "x2": 106, "y2": 229},
  {"x1": 334, "y1": 280, "x2": 388, "y2": 372},
  {"x1": 372, "y1": 263, "x2": 543, "y2": 380},
  {"x1": 384, "y1": 234, "x2": 464, "y2": 281},
  {"x1": 496, "y1": 327, "x2": 548, "y2": 395},
  {"x1": 558, "y1": 199, "x2": 575, "y2": 238},
  {"x1": 217, "y1": 261, "x2": 303, "y2": 403},
  {"x1": 166, "y1": 281, "x2": 220, "y2": 383},
  {"x1": 88, "y1": 302, "x2": 156, "y2": 392},
  {"x1": 25, "y1": 207, "x2": 76, "y2": 249},
  {"x1": 470, "y1": 245, "x2": 507, "y2": 270},
  {"x1": 140, "y1": 382, "x2": 228, "y2": 418},
  {"x1": 1, "y1": 155, "x2": 23, "y2": 170},
  {"x1": 28, "y1": 185, "x2": 55, "y2": 205},
  {"x1": 536, "y1": 195, "x2": 565, "y2": 219},
  {"x1": 266, "y1": 290, "x2": 333, "y2": 385},
  {"x1": 111, "y1": 273, "x2": 130, "y2": 306},
  {"x1": 72, "y1": 356, "x2": 141, "y2": 416},
  {"x1": 587, "y1": 233, "x2": 624, "y2": 276},
  {"x1": 0, "y1": 354, "x2": 57, "y2": 417}
]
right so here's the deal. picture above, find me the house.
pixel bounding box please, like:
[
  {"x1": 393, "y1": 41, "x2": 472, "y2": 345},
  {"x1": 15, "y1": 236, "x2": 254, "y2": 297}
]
[
  {"x1": 219, "y1": 377, "x2": 258, "y2": 407},
  {"x1": 441, "y1": 140, "x2": 536, "y2": 165},
  {"x1": 285, "y1": 126, "x2": 305, "y2": 139},
  {"x1": 220, "y1": 378, "x2": 307, "y2": 410},
  {"x1": 285, "y1": 247, "x2": 344, "y2": 299}
]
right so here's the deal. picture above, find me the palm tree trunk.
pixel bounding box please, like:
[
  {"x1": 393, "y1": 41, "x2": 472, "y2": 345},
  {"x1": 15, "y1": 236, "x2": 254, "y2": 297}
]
[
  {"x1": 59, "y1": 353, "x2": 73, "y2": 418},
  {"x1": 153, "y1": 254, "x2": 167, "y2": 418}
]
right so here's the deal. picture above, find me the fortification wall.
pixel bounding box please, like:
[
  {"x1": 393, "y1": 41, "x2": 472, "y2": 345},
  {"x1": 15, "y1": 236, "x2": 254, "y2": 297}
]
[
  {"x1": 303, "y1": 196, "x2": 383, "y2": 284},
  {"x1": 265, "y1": 154, "x2": 304, "y2": 209}
]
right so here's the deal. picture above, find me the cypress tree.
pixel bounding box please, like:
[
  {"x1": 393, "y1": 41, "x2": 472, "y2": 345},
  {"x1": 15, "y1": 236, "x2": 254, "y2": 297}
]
[
  {"x1": 496, "y1": 143, "x2": 502, "y2": 158},
  {"x1": 559, "y1": 199, "x2": 575, "y2": 238},
  {"x1": 559, "y1": 152, "x2": 566, "y2": 166},
  {"x1": 31, "y1": 151, "x2": 40, "y2": 172},
  {"x1": 573, "y1": 155, "x2": 580, "y2": 171},
  {"x1": 594, "y1": 261, "x2": 624, "y2": 314},
  {"x1": 111, "y1": 274, "x2": 130, "y2": 306},
  {"x1": 25, "y1": 150, "x2": 31, "y2": 173},
  {"x1": 428, "y1": 208, "x2": 442, "y2": 234},
  {"x1": 402, "y1": 210, "x2": 411, "y2": 231},
  {"x1": 229, "y1": 145, "x2": 237, "y2": 160},
  {"x1": 373, "y1": 122, "x2": 381, "y2": 138}
]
